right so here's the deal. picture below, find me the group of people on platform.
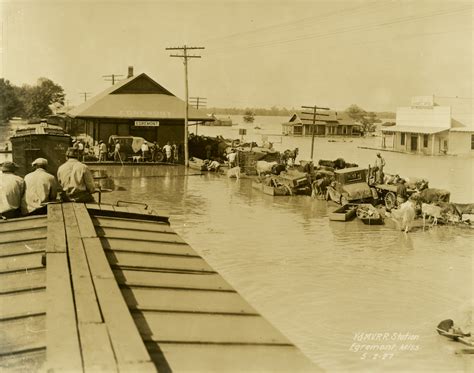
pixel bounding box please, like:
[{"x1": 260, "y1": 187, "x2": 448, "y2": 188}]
[{"x1": 0, "y1": 147, "x2": 96, "y2": 219}]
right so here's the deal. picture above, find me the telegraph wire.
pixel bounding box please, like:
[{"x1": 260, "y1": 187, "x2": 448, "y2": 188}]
[{"x1": 206, "y1": 5, "x2": 472, "y2": 56}]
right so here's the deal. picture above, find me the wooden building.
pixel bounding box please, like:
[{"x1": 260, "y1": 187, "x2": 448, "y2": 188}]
[
  {"x1": 66, "y1": 70, "x2": 209, "y2": 147},
  {"x1": 381, "y1": 96, "x2": 473, "y2": 155},
  {"x1": 282, "y1": 112, "x2": 361, "y2": 137}
]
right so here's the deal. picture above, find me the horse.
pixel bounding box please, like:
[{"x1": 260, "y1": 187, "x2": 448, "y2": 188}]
[{"x1": 281, "y1": 148, "x2": 299, "y2": 165}]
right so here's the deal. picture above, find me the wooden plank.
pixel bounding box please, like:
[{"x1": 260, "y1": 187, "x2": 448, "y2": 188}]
[
  {"x1": 0, "y1": 227, "x2": 47, "y2": 244},
  {"x1": 82, "y1": 238, "x2": 115, "y2": 280},
  {"x1": 86, "y1": 203, "x2": 101, "y2": 210},
  {"x1": 82, "y1": 237, "x2": 153, "y2": 366},
  {"x1": 0, "y1": 290, "x2": 45, "y2": 319},
  {"x1": 134, "y1": 313, "x2": 291, "y2": 345},
  {"x1": 73, "y1": 203, "x2": 97, "y2": 238},
  {"x1": 0, "y1": 315, "x2": 46, "y2": 355},
  {"x1": 79, "y1": 322, "x2": 118, "y2": 372},
  {"x1": 98, "y1": 227, "x2": 185, "y2": 243},
  {"x1": 101, "y1": 238, "x2": 197, "y2": 256},
  {"x1": 122, "y1": 288, "x2": 257, "y2": 314},
  {"x1": 45, "y1": 253, "x2": 82, "y2": 372},
  {"x1": 63, "y1": 204, "x2": 102, "y2": 323},
  {"x1": 147, "y1": 343, "x2": 319, "y2": 373},
  {"x1": 0, "y1": 239, "x2": 46, "y2": 257},
  {"x1": 118, "y1": 361, "x2": 157, "y2": 373},
  {"x1": 0, "y1": 252, "x2": 44, "y2": 273},
  {"x1": 106, "y1": 251, "x2": 213, "y2": 272},
  {"x1": 93, "y1": 277, "x2": 152, "y2": 365},
  {"x1": 112, "y1": 206, "x2": 129, "y2": 213},
  {"x1": 94, "y1": 217, "x2": 173, "y2": 233},
  {"x1": 0, "y1": 270, "x2": 46, "y2": 294},
  {"x1": 0, "y1": 348, "x2": 46, "y2": 372},
  {"x1": 46, "y1": 204, "x2": 66, "y2": 253},
  {"x1": 114, "y1": 270, "x2": 234, "y2": 291},
  {"x1": 0, "y1": 216, "x2": 47, "y2": 233},
  {"x1": 99, "y1": 204, "x2": 114, "y2": 212}
]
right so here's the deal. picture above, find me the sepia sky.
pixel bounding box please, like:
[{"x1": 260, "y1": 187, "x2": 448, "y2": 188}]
[{"x1": 1, "y1": 0, "x2": 472, "y2": 112}]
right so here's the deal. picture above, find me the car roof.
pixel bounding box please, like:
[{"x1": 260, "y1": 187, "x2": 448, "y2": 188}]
[{"x1": 334, "y1": 167, "x2": 368, "y2": 174}]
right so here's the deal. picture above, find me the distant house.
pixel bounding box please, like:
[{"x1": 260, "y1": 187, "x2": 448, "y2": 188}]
[
  {"x1": 281, "y1": 112, "x2": 361, "y2": 137},
  {"x1": 381, "y1": 96, "x2": 473, "y2": 155}
]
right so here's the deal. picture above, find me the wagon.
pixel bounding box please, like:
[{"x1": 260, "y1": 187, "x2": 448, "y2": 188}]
[{"x1": 373, "y1": 183, "x2": 416, "y2": 211}]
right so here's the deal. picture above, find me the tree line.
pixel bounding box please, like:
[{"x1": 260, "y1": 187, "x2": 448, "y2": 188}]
[{"x1": 0, "y1": 78, "x2": 65, "y2": 122}]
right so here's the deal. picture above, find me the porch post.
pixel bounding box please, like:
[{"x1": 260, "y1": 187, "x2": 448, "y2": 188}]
[{"x1": 431, "y1": 134, "x2": 436, "y2": 155}]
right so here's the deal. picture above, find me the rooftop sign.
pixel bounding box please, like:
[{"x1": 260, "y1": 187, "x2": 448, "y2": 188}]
[{"x1": 411, "y1": 96, "x2": 434, "y2": 108}]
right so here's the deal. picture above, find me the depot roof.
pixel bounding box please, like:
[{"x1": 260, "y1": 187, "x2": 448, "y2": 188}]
[{"x1": 67, "y1": 73, "x2": 210, "y2": 121}]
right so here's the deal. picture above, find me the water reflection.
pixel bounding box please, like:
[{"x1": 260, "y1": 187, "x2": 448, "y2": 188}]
[{"x1": 98, "y1": 165, "x2": 472, "y2": 372}]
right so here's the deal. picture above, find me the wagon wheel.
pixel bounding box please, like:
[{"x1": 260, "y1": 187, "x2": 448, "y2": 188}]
[
  {"x1": 384, "y1": 191, "x2": 397, "y2": 211},
  {"x1": 154, "y1": 151, "x2": 164, "y2": 162}
]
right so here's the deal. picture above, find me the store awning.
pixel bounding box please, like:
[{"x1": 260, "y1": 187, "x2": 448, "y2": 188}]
[{"x1": 381, "y1": 126, "x2": 449, "y2": 134}]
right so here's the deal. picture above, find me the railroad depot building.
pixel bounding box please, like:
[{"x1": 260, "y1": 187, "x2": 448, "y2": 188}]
[
  {"x1": 381, "y1": 96, "x2": 474, "y2": 155},
  {"x1": 281, "y1": 112, "x2": 362, "y2": 137},
  {"x1": 66, "y1": 69, "x2": 209, "y2": 147}
]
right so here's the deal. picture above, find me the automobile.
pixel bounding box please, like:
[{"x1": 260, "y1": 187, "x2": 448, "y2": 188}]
[
  {"x1": 326, "y1": 167, "x2": 376, "y2": 205},
  {"x1": 108, "y1": 135, "x2": 164, "y2": 162}
]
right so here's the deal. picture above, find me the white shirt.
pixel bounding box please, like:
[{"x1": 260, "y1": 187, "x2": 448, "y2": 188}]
[
  {"x1": 163, "y1": 144, "x2": 172, "y2": 156},
  {"x1": 141, "y1": 143, "x2": 149, "y2": 152},
  {"x1": 0, "y1": 172, "x2": 25, "y2": 213},
  {"x1": 21, "y1": 168, "x2": 58, "y2": 214},
  {"x1": 57, "y1": 159, "x2": 96, "y2": 196},
  {"x1": 227, "y1": 152, "x2": 237, "y2": 163}
]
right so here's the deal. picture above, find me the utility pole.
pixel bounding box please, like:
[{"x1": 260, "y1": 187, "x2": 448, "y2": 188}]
[
  {"x1": 166, "y1": 45, "x2": 205, "y2": 167},
  {"x1": 189, "y1": 96, "x2": 207, "y2": 136},
  {"x1": 301, "y1": 105, "x2": 330, "y2": 159},
  {"x1": 79, "y1": 92, "x2": 92, "y2": 102},
  {"x1": 102, "y1": 74, "x2": 124, "y2": 85}
]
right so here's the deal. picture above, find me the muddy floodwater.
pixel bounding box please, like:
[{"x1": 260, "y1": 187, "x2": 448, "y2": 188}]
[
  {"x1": 95, "y1": 162, "x2": 472, "y2": 372},
  {"x1": 1, "y1": 118, "x2": 473, "y2": 371}
]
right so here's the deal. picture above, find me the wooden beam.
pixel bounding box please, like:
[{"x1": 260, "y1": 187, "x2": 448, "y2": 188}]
[
  {"x1": 63, "y1": 203, "x2": 102, "y2": 323},
  {"x1": 79, "y1": 323, "x2": 118, "y2": 372},
  {"x1": 82, "y1": 237, "x2": 155, "y2": 370},
  {"x1": 73, "y1": 203, "x2": 97, "y2": 238},
  {"x1": 46, "y1": 204, "x2": 66, "y2": 253},
  {"x1": 45, "y1": 253, "x2": 83, "y2": 372}
]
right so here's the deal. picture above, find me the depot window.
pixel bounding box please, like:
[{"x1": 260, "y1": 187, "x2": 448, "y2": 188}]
[
  {"x1": 401, "y1": 133, "x2": 405, "y2": 145},
  {"x1": 423, "y1": 134, "x2": 429, "y2": 147},
  {"x1": 471, "y1": 134, "x2": 474, "y2": 150}
]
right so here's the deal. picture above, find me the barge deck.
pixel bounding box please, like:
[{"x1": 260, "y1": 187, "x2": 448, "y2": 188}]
[{"x1": 0, "y1": 203, "x2": 319, "y2": 372}]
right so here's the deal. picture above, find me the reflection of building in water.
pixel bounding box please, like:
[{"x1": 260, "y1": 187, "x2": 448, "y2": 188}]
[
  {"x1": 64, "y1": 66, "x2": 209, "y2": 149},
  {"x1": 381, "y1": 96, "x2": 474, "y2": 155}
]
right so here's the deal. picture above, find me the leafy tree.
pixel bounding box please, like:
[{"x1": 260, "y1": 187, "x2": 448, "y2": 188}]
[
  {"x1": 0, "y1": 79, "x2": 23, "y2": 121},
  {"x1": 345, "y1": 104, "x2": 377, "y2": 134},
  {"x1": 243, "y1": 109, "x2": 255, "y2": 123},
  {"x1": 24, "y1": 78, "x2": 65, "y2": 118}
]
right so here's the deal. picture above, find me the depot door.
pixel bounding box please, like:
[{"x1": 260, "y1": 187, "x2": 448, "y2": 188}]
[{"x1": 410, "y1": 135, "x2": 418, "y2": 152}]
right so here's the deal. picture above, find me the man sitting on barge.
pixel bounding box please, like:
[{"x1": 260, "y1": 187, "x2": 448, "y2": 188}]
[
  {"x1": 0, "y1": 161, "x2": 25, "y2": 219},
  {"x1": 57, "y1": 147, "x2": 97, "y2": 203},
  {"x1": 21, "y1": 158, "x2": 58, "y2": 215}
]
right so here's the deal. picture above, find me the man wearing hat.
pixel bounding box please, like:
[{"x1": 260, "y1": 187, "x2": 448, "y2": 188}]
[
  {"x1": 21, "y1": 158, "x2": 58, "y2": 215},
  {"x1": 57, "y1": 147, "x2": 96, "y2": 202},
  {"x1": 373, "y1": 152, "x2": 386, "y2": 184},
  {"x1": 0, "y1": 161, "x2": 25, "y2": 219},
  {"x1": 98, "y1": 140, "x2": 107, "y2": 162}
]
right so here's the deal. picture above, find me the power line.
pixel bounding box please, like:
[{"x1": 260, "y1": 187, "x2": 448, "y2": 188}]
[
  {"x1": 189, "y1": 97, "x2": 207, "y2": 136},
  {"x1": 207, "y1": 6, "x2": 472, "y2": 56},
  {"x1": 166, "y1": 45, "x2": 205, "y2": 167},
  {"x1": 301, "y1": 105, "x2": 330, "y2": 159},
  {"x1": 102, "y1": 74, "x2": 124, "y2": 85},
  {"x1": 79, "y1": 92, "x2": 92, "y2": 102},
  {"x1": 203, "y1": 1, "x2": 383, "y2": 44}
]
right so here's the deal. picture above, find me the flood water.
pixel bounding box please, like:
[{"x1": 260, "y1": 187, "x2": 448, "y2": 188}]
[{"x1": 1, "y1": 118, "x2": 473, "y2": 371}]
